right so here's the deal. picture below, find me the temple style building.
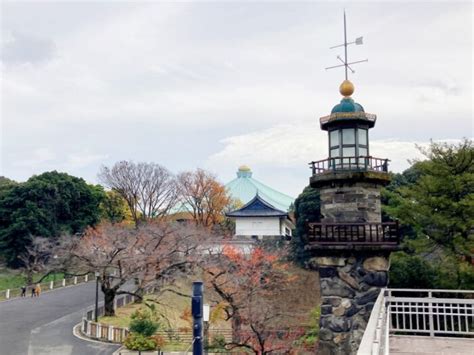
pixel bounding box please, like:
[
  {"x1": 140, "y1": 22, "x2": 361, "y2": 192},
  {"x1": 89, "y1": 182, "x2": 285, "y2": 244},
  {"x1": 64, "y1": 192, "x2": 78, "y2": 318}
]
[
  {"x1": 307, "y1": 79, "x2": 399, "y2": 355},
  {"x1": 226, "y1": 194, "x2": 294, "y2": 240},
  {"x1": 225, "y1": 166, "x2": 295, "y2": 240},
  {"x1": 225, "y1": 165, "x2": 294, "y2": 212}
]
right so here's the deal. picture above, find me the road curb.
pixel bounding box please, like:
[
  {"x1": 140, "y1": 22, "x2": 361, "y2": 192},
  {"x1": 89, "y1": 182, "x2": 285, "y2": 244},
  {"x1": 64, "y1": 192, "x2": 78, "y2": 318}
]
[{"x1": 72, "y1": 323, "x2": 118, "y2": 347}]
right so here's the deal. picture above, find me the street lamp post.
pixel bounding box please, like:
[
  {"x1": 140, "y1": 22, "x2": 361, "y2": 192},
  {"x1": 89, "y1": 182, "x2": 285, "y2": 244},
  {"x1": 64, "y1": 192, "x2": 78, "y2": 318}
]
[{"x1": 94, "y1": 271, "x2": 100, "y2": 322}]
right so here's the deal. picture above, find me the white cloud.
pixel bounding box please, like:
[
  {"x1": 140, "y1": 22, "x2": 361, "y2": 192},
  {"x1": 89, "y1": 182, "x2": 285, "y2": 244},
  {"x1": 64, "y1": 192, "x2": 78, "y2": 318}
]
[
  {"x1": 0, "y1": 2, "x2": 472, "y2": 187},
  {"x1": 13, "y1": 147, "x2": 56, "y2": 168},
  {"x1": 206, "y1": 123, "x2": 464, "y2": 196}
]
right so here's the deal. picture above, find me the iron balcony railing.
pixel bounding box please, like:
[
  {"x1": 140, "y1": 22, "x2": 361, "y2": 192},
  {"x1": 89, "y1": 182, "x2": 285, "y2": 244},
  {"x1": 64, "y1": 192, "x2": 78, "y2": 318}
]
[
  {"x1": 309, "y1": 156, "x2": 389, "y2": 176},
  {"x1": 307, "y1": 222, "x2": 400, "y2": 246}
]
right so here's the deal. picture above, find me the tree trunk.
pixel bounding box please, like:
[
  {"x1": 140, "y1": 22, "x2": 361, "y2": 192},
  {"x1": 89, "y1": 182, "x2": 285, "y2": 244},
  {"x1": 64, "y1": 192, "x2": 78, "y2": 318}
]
[
  {"x1": 103, "y1": 288, "x2": 116, "y2": 316},
  {"x1": 231, "y1": 313, "x2": 242, "y2": 343},
  {"x1": 134, "y1": 286, "x2": 144, "y2": 303},
  {"x1": 26, "y1": 271, "x2": 33, "y2": 285}
]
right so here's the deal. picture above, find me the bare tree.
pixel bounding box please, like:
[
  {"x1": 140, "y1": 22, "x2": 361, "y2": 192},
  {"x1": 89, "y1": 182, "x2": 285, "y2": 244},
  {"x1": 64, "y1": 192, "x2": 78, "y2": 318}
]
[
  {"x1": 98, "y1": 161, "x2": 178, "y2": 225},
  {"x1": 17, "y1": 237, "x2": 54, "y2": 284},
  {"x1": 65, "y1": 221, "x2": 203, "y2": 316}
]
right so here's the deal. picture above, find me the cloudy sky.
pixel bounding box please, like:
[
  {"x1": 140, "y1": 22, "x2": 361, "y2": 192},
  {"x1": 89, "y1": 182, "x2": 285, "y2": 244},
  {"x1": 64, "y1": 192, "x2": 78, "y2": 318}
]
[{"x1": 1, "y1": 1, "x2": 472, "y2": 197}]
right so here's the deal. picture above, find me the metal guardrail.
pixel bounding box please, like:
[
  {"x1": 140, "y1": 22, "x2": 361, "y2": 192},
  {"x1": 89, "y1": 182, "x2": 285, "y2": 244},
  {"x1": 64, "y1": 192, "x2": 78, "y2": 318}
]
[
  {"x1": 358, "y1": 289, "x2": 474, "y2": 355},
  {"x1": 309, "y1": 156, "x2": 389, "y2": 175}
]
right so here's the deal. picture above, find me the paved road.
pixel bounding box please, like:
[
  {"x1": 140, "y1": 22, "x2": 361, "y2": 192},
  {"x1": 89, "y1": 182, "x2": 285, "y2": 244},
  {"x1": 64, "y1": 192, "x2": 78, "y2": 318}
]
[{"x1": 0, "y1": 282, "x2": 120, "y2": 355}]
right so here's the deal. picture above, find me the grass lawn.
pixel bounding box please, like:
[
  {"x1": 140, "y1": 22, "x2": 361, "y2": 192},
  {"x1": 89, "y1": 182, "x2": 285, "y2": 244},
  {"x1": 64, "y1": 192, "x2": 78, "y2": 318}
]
[{"x1": 0, "y1": 267, "x2": 65, "y2": 291}]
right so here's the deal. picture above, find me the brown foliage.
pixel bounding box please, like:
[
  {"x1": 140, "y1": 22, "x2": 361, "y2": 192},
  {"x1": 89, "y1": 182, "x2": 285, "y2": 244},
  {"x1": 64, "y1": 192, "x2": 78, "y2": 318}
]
[
  {"x1": 177, "y1": 169, "x2": 231, "y2": 228},
  {"x1": 64, "y1": 221, "x2": 205, "y2": 316},
  {"x1": 204, "y1": 246, "x2": 303, "y2": 354}
]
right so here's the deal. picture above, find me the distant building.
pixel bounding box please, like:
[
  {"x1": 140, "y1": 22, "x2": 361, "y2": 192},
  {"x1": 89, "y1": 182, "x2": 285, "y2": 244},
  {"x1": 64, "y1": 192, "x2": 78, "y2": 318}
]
[
  {"x1": 225, "y1": 165, "x2": 294, "y2": 212},
  {"x1": 226, "y1": 193, "x2": 295, "y2": 240}
]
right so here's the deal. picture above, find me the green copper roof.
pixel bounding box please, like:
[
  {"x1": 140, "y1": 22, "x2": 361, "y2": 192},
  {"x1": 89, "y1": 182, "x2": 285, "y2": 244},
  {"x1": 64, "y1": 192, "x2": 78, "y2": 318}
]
[
  {"x1": 225, "y1": 166, "x2": 294, "y2": 212},
  {"x1": 331, "y1": 97, "x2": 365, "y2": 114}
]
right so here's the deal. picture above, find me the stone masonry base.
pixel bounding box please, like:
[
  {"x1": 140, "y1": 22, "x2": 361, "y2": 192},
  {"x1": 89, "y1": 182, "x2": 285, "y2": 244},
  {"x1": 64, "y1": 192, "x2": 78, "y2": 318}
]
[{"x1": 309, "y1": 254, "x2": 390, "y2": 355}]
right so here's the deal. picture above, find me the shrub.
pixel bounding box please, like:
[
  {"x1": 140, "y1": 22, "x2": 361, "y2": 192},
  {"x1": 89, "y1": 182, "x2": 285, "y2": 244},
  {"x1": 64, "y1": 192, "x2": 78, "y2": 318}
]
[
  {"x1": 210, "y1": 334, "x2": 226, "y2": 349},
  {"x1": 124, "y1": 333, "x2": 157, "y2": 351},
  {"x1": 129, "y1": 307, "x2": 160, "y2": 337},
  {"x1": 129, "y1": 318, "x2": 159, "y2": 337}
]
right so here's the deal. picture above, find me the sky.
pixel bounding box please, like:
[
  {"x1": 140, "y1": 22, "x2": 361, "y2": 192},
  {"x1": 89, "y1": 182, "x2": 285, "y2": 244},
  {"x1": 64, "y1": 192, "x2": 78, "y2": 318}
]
[{"x1": 0, "y1": 1, "x2": 472, "y2": 197}]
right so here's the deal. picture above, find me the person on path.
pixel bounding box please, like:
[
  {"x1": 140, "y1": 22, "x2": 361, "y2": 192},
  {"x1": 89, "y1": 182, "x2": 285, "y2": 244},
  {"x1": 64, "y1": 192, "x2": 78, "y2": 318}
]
[
  {"x1": 35, "y1": 284, "x2": 41, "y2": 297},
  {"x1": 20, "y1": 286, "x2": 26, "y2": 297},
  {"x1": 31, "y1": 286, "x2": 36, "y2": 297}
]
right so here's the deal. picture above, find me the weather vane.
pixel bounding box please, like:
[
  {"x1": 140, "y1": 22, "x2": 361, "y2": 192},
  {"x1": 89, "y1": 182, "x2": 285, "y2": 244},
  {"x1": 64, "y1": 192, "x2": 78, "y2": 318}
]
[{"x1": 326, "y1": 11, "x2": 368, "y2": 80}]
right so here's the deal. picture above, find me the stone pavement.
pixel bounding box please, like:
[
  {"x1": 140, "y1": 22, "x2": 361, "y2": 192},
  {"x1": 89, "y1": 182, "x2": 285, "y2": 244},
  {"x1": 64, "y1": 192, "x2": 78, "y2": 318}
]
[{"x1": 390, "y1": 335, "x2": 474, "y2": 355}]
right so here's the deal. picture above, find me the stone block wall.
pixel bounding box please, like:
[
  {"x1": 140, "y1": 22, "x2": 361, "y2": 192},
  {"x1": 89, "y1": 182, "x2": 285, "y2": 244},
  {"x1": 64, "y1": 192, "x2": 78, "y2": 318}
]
[
  {"x1": 309, "y1": 254, "x2": 390, "y2": 355},
  {"x1": 320, "y1": 182, "x2": 382, "y2": 223}
]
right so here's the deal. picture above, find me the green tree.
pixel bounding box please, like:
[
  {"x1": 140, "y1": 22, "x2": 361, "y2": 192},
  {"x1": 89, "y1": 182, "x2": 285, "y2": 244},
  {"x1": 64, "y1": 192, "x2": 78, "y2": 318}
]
[
  {"x1": 385, "y1": 139, "x2": 474, "y2": 289},
  {"x1": 291, "y1": 185, "x2": 321, "y2": 266},
  {"x1": 100, "y1": 190, "x2": 131, "y2": 224},
  {"x1": 0, "y1": 176, "x2": 17, "y2": 198},
  {"x1": 0, "y1": 171, "x2": 105, "y2": 267}
]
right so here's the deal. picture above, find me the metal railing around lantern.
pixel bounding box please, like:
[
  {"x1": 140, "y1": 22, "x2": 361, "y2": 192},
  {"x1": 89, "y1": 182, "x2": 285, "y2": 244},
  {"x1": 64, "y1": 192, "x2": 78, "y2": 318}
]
[
  {"x1": 307, "y1": 221, "x2": 400, "y2": 246},
  {"x1": 309, "y1": 156, "x2": 389, "y2": 175}
]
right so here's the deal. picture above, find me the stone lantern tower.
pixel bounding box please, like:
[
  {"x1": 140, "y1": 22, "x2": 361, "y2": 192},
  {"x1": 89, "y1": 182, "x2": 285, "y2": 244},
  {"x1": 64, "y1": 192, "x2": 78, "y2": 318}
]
[{"x1": 307, "y1": 80, "x2": 400, "y2": 355}]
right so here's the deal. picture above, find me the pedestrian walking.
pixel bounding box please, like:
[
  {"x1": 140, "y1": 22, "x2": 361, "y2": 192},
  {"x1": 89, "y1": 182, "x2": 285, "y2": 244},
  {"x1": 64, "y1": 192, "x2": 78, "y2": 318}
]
[
  {"x1": 21, "y1": 285, "x2": 26, "y2": 297},
  {"x1": 31, "y1": 286, "x2": 36, "y2": 297},
  {"x1": 35, "y1": 283, "x2": 41, "y2": 297}
]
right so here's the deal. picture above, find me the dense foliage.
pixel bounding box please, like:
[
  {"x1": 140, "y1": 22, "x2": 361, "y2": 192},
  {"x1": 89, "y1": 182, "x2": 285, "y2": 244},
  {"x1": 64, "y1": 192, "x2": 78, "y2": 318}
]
[
  {"x1": 0, "y1": 171, "x2": 105, "y2": 267},
  {"x1": 291, "y1": 185, "x2": 321, "y2": 266},
  {"x1": 385, "y1": 140, "x2": 474, "y2": 289}
]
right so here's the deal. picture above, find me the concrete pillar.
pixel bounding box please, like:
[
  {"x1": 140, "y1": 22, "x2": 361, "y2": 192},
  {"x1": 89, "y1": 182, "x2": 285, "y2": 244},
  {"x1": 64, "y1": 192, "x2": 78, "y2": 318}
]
[
  {"x1": 74, "y1": 276, "x2": 78, "y2": 285},
  {"x1": 50, "y1": 281, "x2": 54, "y2": 290},
  {"x1": 62, "y1": 279, "x2": 66, "y2": 287},
  {"x1": 85, "y1": 274, "x2": 88, "y2": 282},
  {"x1": 5, "y1": 289, "x2": 10, "y2": 299}
]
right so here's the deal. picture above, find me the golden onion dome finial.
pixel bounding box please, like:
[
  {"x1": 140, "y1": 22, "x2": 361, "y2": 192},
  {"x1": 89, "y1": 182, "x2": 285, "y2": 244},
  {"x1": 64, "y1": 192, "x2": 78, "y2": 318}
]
[{"x1": 339, "y1": 79, "x2": 354, "y2": 97}]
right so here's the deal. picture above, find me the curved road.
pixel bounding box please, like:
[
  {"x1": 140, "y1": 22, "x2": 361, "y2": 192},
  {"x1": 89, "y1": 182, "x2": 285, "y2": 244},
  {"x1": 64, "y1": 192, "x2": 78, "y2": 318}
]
[{"x1": 0, "y1": 282, "x2": 119, "y2": 355}]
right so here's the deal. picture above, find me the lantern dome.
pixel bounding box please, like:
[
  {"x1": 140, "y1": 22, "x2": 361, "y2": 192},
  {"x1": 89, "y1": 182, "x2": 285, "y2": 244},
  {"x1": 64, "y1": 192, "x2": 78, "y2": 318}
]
[{"x1": 331, "y1": 97, "x2": 365, "y2": 114}]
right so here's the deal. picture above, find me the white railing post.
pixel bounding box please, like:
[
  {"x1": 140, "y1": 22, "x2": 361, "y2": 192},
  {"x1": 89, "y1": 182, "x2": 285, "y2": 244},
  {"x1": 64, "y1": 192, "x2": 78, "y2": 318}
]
[
  {"x1": 85, "y1": 274, "x2": 88, "y2": 282},
  {"x1": 62, "y1": 279, "x2": 66, "y2": 287},
  {"x1": 50, "y1": 281, "x2": 54, "y2": 290},
  {"x1": 74, "y1": 276, "x2": 77, "y2": 285},
  {"x1": 97, "y1": 323, "x2": 101, "y2": 339},
  {"x1": 5, "y1": 289, "x2": 10, "y2": 299},
  {"x1": 384, "y1": 305, "x2": 390, "y2": 355},
  {"x1": 108, "y1": 325, "x2": 114, "y2": 341},
  {"x1": 428, "y1": 291, "x2": 434, "y2": 337}
]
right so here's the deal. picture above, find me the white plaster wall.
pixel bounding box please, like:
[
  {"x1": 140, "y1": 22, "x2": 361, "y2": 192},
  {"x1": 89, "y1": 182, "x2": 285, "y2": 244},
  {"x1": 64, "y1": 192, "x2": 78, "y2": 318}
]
[
  {"x1": 235, "y1": 217, "x2": 281, "y2": 236},
  {"x1": 280, "y1": 219, "x2": 293, "y2": 237}
]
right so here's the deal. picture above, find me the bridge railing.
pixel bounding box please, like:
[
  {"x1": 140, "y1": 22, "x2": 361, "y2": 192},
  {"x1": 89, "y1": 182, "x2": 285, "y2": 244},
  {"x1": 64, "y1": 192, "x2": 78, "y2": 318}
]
[{"x1": 358, "y1": 289, "x2": 474, "y2": 355}]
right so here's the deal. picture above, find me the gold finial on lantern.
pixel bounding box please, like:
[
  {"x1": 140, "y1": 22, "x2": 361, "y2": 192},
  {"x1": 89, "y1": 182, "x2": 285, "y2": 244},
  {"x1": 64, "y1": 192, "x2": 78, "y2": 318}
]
[{"x1": 339, "y1": 80, "x2": 354, "y2": 97}]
